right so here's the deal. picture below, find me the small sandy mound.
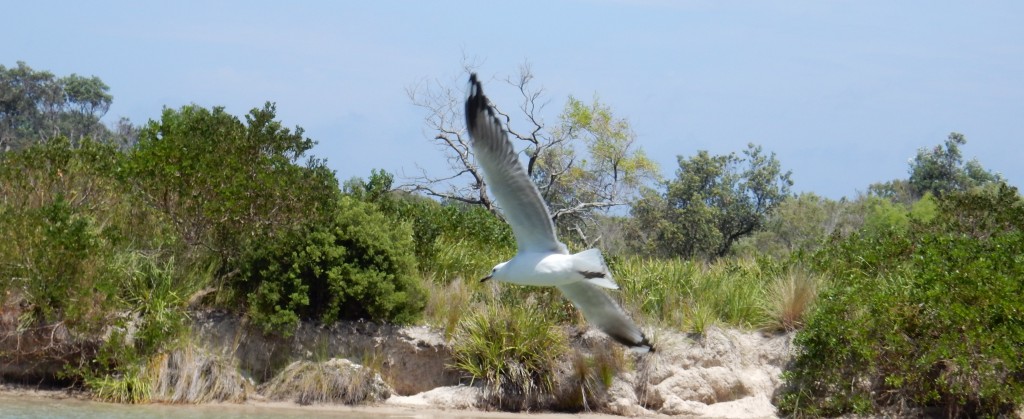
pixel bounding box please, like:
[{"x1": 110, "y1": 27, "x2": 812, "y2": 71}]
[{"x1": 260, "y1": 358, "x2": 391, "y2": 405}]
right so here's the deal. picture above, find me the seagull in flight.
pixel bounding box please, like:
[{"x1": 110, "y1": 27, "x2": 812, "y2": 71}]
[{"x1": 465, "y1": 74, "x2": 653, "y2": 353}]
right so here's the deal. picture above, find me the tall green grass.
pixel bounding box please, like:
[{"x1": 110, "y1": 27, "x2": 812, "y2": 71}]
[
  {"x1": 421, "y1": 236, "x2": 515, "y2": 284},
  {"x1": 423, "y1": 277, "x2": 475, "y2": 339},
  {"x1": 614, "y1": 256, "x2": 788, "y2": 332}
]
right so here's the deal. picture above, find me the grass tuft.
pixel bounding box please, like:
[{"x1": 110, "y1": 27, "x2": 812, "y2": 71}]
[
  {"x1": 554, "y1": 344, "x2": 627, "y2": 411},
  {"x1": 685, "y1": 303, "x2": 716, "y2": 335},
  {"x1": 260, "y1": 358, "x2": 391, "y2": 405},
  {"x1": 423, "y1": 277, "x2": 475, "y2": 340},
  {"x1": 87, "y1": 365, "x2": 152, "y2": 404},
  {"x1": 150, "y1": 346, "x2": 249, "y2": 403},
  {"x1": 451, "y1": 299, "x2": 567, "y2": 411},
  {"x1": 762, "y1": 266, "x2": 820, "y2": 331}
]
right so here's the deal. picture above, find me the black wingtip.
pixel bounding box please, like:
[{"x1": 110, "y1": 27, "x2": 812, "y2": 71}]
[
  {"x1": 639, "y1": 336, "x2": 656, "y2": 353},
  {"x1": 629, "y1": 335, "x2": 655, "y2": 354},
  {"x1": 465, "y1": 73, "x2": 486, "y2": 132},
  {"x1": 606, "y1": 331, "x2": 655, "y2": 354}
]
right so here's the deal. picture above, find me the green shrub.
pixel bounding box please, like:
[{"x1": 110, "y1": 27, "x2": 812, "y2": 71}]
[
  {"x1": 344, "y1": 169, "x2": 515, "y2": 282},
  {"x1": 14, "y1": 195, "x2": 109, "y2": 324},
  {"x1": 241, "y1": 196, "x2": 424, "y2": 335},
  {"x1": 779, "y1": 184, "x2": 1024, "y2": 417},
  {"x1": 125, "y1": 103, "x2": 338, "y2": 266},
  {"x1": 388, "y1": 197, "x2": 514, "y2": 282}
]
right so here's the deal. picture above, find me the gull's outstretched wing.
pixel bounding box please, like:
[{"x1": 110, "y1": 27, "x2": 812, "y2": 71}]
[
  {"x1": 557, "y1": 282, "x2": 653, "y2": 353},
  {"x1": 465, "y1": 74, "x2": 563, "y2": 253}
]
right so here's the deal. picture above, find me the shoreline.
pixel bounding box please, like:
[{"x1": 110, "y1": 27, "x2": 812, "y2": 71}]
[{"x1": 0, "y1": 384, "x2": 635, "y2": 419}]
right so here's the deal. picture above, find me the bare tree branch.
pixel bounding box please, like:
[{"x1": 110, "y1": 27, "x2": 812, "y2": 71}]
[
  {"x1": 550, "y1": 201, "x2": 624, "y2": 222},
  {"x1": 405, "y1": 63, "x2": 657, "y2": 245},
  {"x1": 405, "y1": 72, "x2": 496, "y2": 214}
]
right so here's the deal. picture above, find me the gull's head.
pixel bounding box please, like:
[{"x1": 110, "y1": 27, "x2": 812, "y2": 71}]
[{"x1": 481, "y1": 261, "x2": 509, "y2": 283}]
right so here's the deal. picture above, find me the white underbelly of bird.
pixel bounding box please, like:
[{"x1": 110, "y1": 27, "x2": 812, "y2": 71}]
[{"x1": 498, "y1": 249, "x2": 618, "y2": 290}]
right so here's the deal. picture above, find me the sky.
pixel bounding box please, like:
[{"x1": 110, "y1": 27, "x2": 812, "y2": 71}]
[{"x1": 4, "y1": 1, "x2": 1021, "y2": 199}]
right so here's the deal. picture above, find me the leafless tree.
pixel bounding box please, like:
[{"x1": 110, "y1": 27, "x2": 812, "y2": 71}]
[
  {"x1": 405, "y1": 63, "x2": 657, "y2": 247},
  {"x1": 405, "y1": 63, "x2": 562, "y2": 207}
]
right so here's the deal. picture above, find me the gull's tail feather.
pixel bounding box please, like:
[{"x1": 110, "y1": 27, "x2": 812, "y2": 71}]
[
  {"x1": 573, "y1": 248, "x2": 618, "y2": 289},
  {"x1": 557, "y1": 282, "x2": 654, "y2": 353}
]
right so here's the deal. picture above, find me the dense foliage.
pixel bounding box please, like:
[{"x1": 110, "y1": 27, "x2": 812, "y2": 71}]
[
  {"x1": 0, "y1": 137, "x2": 197, "y2": 399},
  {"x1": 126, "y1": 103, "x2": 340, "y2": 266},
  {"x1": 908, "y1": 132, "x2": 1002, "y2": 198},
  {"x1": 345, "y1": 170, "x2": 516, "y2": 282},
  {"x1": 630, "y1": 143, "x2": 793, "y2": 259},
  {"x1": 778, "y1": 184, "x2": 1024, "y2": 417},
  {"x1": 0, "y1": 138, "x2": 173, "y2": 326},
  {"x1": 240, "y1": 196, "x2": 424, "y2": 334}
]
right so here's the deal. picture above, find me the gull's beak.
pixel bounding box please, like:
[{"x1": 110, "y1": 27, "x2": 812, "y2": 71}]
[{"x1": 479, "y1": 274, "x2": 492, "y2": 283}]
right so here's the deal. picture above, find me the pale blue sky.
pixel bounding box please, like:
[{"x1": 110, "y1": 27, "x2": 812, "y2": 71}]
[{"x1": 4, "y1": 1, "x2": 1021, "y2": 198}]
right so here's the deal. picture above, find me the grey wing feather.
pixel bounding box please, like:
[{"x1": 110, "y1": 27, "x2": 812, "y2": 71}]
[
  {"x1": 465, "y1": 74, "x2": 563, "y2": 253},
  {"x1": 557, "y1": 282, "x2": 653, "y2": 352}
]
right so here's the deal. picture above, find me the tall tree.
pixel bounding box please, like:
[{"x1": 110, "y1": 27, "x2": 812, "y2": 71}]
[
  {"x1": 866, "y1": 178, "x2": 916, "y2": 206},
  {"x1": 1, "y1": 62, "x2": 60, "y2": 150},
  {"x1": 56, "y1": 73, "x2": 113, "y2": 142},
  {"x1": 407, "y1": 64, "x2": 657, "y2": 245},
  {"x1": 908, "y1": 132, "x2": 1001, "y2": 198},
  {"x1": 536, "y1": 95, "x2": 659, "y2": 243},
  {"x1": 631, "y1": 144, "x2": 792, "y2": 259},
  {"x1": 742, "y1": 193, "x2": 845, "y2": 257},
  {"x1": 0, "y1": 62, "x2": 116, "y2": 151}
]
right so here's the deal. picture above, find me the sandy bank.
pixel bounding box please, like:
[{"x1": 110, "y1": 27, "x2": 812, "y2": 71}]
[{"x1": 2, "y1": 311, "x2": 793, "y2": 418}]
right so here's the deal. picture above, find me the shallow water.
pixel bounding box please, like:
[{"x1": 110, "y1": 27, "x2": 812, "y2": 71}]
[{"x1": 0, "y1": 394, "x2": 461, "y2": 419}]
